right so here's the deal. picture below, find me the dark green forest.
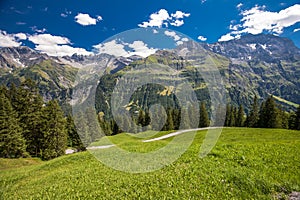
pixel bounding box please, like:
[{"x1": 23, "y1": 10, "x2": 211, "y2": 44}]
[
  {"x1": 0, "y1": 79, "x2": 299, "y2": 160},
  {"x1": 0, "y1": 79, "x2": 84, "y2": 160}
]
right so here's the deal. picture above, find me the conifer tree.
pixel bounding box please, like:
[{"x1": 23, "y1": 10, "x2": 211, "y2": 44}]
[
  {"x1": 236, "y1": 105, "x2": 245, "y2": 127},
  {"x1": 199, "y1": 102, "x2": 210, "y2": 127},
  {"x1": 66, "y1": 115, "x2": 85, "y2": 151},
  {"x1": 294, "y1": 105, "x2": 300, "y2": 130},
  {"x1": 259, "y1": 96, "x2": 281, "y2": 128},
  {"x1": 247, "y1": 95, "x2": 259, "y2": 127},
  {"x1": 0, "y1": 93, "x2": 27, "y2": 158},
  {"x1": 42, "y1": 100, "x2": 68, "y2": 160}
]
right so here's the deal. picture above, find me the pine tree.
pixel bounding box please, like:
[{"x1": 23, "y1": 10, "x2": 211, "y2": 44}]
[
  {"x1": 42, "y1": 100, "x2": 68, "y2": 160},
  {"x1": 225, "y1": 104, "x2": 231, "y2": 126},
  {"x1": 0, "y1": 93, "x2": 27, "y2": 158},
  {"x1": 236, "y1": 105, "x2": 245, "y2": 127},
  {"x1": 199, "y1": 102, "x2": 210, "y2": 127},
  {"x1": 228, "y1": 106, "x2": 236, "y2": 127},
  {"x1": 247, "y1": 95, "x2": 259, "y2": 127},
  {"x1": 9, "y1": 81, "x2": 44, "y2": 157},
  {"x1": 294, "y1": 105, "x2": 300, "y2": 130},
  {"x1": 259, "y1": 96, "x2": 281, "y2": 128},
  {"x1": 66, "y1": 115, "x2": 85, "y2": 151}
]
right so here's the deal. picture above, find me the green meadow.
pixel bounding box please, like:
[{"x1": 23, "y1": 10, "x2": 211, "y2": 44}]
[{"x1": 1, "y1": 128, "x2": 300, "y2": 199}]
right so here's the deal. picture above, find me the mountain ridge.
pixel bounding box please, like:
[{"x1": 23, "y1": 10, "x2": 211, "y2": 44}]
[{"x1": 0, "y1": 34, "x2": 299, "y2": 113}]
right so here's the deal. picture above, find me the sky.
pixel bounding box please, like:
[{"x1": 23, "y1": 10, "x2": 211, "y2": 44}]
[{"x1": 0, "y1": 0, "x2": 300, "y2": 57}]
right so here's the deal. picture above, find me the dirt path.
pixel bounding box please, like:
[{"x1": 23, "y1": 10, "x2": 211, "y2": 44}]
[
  {"x1": 86, "y1": 127, "x2": 221, "y2": 150},
  {"x1": 142, "y1": 127, "x2": 220, "y2": 142}
]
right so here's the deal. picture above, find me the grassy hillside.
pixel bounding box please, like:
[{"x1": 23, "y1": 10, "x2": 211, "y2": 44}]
[{"x1": 1, "y1": 128, "x2": 300, "y2": 199}]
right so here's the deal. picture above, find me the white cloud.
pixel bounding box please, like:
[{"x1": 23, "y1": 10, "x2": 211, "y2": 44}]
[
  {"x1": 15, "y1": 33, "x2": 27, "y2": 40},
  {"x1": 237, "y1": 3, "x2": 243, "y2": 9},
  {"x1": 97, "y1": 16, "x2": 103, "y2": 21},
  {"x1": 138, "y1": 9, "x2": 170, "y2": 28},
  {"x1": 34, "y1": 44, "x2": 91, "y2": 57},
  {"x1": 93, "y1": 40, "x2": 157, "y2": 58},
  {"x1": 128, "y1": 41, "x2": 157, "y2": 57},
  {"x1": 294, "y1": 28, "x2": 300, "y2": 32},
  {"x1": 171, "y1": 11, "x2": 190, "y2": 19},
  {"x1": 153, "y1": 29, "x2": 159, "y2": 34},
  {"x1": 29, "y1": 33, "x2": 91, "y2": 56},
  {"x1": 176, "y1": 41, "x2": 183, "y2": 45},
  {"x1": 218, "y1": 4, "x2": 300, "y2": 41},
  {"x1": 197, "y1": 35, "x2": 207, "y2": 41},
  {"x1": 138, "y1": 9, "x2": 190, "y2": 28},
  {"x1": 201, "y1": 0, "x2": 206, "y2": 4},
  {"x1": 29, "y1": 34, "x2": 70, "y2": 45},
  {"x1": 218, "y1": 33, "x2": 235, "y2": 42},
  {"x1": 75, "y1": 13, "x2": 102, "y2": 26},
  {"x1": 0, "y1": 30, "x2": 21, "y2": 47},
  {"x1": 181, "y1": 38, "x2": 189, "y2": 42},
  {"x1": 170, "y1": 20, "x2": 184, "y2": 27},
  {"x1": 164, "y1": 30, "x2": 181, "y2": 41},
  {"x1": 93, "y1": 40, "x2": 128, "y2": 57}
]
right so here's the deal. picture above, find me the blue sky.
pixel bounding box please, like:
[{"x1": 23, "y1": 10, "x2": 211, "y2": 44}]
[{"x1": 0, "y1": 0, "x2": 300, "y2": 56}]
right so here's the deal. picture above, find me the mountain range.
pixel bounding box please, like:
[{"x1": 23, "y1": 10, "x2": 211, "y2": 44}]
[{"x1": 0, "y1": 34, "x2": 299, "y2": 115}]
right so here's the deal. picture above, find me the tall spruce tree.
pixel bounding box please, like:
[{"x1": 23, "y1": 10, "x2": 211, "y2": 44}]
[
  {"x1": 66, "y1": 115, "x2": 85, "y2": 151},
  {"x1": 199, "y1": 102, "x2": 210, "y2": 127},
  {"x1": 247, "y1": 95, "x2": 259, "y2": 127},
  {"x1": 0, "y1": 93, "x2": 27, "y2": 158},
  {"x1": 259, "y1": 96, "x2": 281, "y2": 128},
  {"x1": 236, "y1": 105, "x2": 245, "y2": 127},
  {"x1": 294, "y1": 105, "x2": 300, "y2": 130},
  {"x1": 42, "y1": 100, "x2": 68, "y2": 160}
]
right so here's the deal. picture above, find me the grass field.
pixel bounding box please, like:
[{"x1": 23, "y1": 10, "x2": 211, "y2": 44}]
[{"x1": 1, "y1": 128, "x2": 300, "y2": 199}]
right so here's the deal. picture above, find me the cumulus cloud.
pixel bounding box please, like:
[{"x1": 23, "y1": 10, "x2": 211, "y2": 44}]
[
  {"x1": 75, "y1": 13, "x2": 102, "y2": 26},
  {"x1": 128, "y1": 41, "x2": 157, "y2": 57},
  {"x1": 34, "y1": 44, "x2": 91, "y2": 57},
  {"x1": 29, "y1": 34, "x2": 70, "y2": 45},
  {"x1": 170, "y1": 20, "x2": 184, "y2": 27},
  {"x1": 138, "y1": 9, "x2": 190, "y2": 28},
  {"x1": 171, "y1": 11, "x2": 190, "y2": 19},
  {"x1": 218, "y1": 33, "x2": 235, "y2": 42},
  {"x1": 138, "y1": 9, "x2": 170, "y2": 28},
  {"x1": 164, "y1": 31, "x2": 190, "y2": 45},
  {"x1": 164, "y1": 30, "x2": 181, "y2": 41},
  {"x1": 0, "y1": 30, "x2": 21, "y2": 47},
  {"x1": 218, "y1": 4, "x2": 300, "y2": 41},
  {"x1": 93, "y1": 40, "x2": 157, "y2": 58},
  {"x1": 197, "y1": 35, "x2": 207, "y2": 41},
  {"x1": 15, "y1": 33, "x2": 27, "y2": 40},
  {"x1": 29, "y1": 33, "x2": 91, "y2": 56},
  {"x1": 93, "y1": 40, "x2": 129, "y2": 57}
]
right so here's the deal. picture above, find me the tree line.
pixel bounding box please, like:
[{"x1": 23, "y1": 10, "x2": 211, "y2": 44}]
[
  {"x1": 0, "y1": 79, "x2": 84, "y2": 159},
  {"x1": 99, "y1": 95, "x2": 300, "y2": 135}
]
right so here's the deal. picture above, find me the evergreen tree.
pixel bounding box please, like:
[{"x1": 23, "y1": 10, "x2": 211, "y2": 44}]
[
  {"x1": 42, "y1": 100, "x2": 68, "y2": 160},
  {"x1": 228, "y1": 106, "x2": 236, "y2": 127},
  {"x1": 259, "y1": 96, "x2": 281, "y2": 128},
  {"x1": 66, "y1": 115, "x2": 85, "y2": 151},
  {"x1": 9, "y1": 81, "x2": 44, "y2": 157},
  {"x1": 294, "y1": 105, "x2": 300, "y2": 130},
  {"x1": 247, "y1": 95, "x2": 259, "y2": 127},
  {"x1": 236, "y1": 105, "x2": 245, "y2": 127},
  {"x1": 0, "y1": 93, "x2": 27, "y2": 158},
  {"x1": 225, "y1": 104, "x2": 231, "y2": 126},
  {"x1": 199, "y1": 102, "x2": 210, "y2": 127}
]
